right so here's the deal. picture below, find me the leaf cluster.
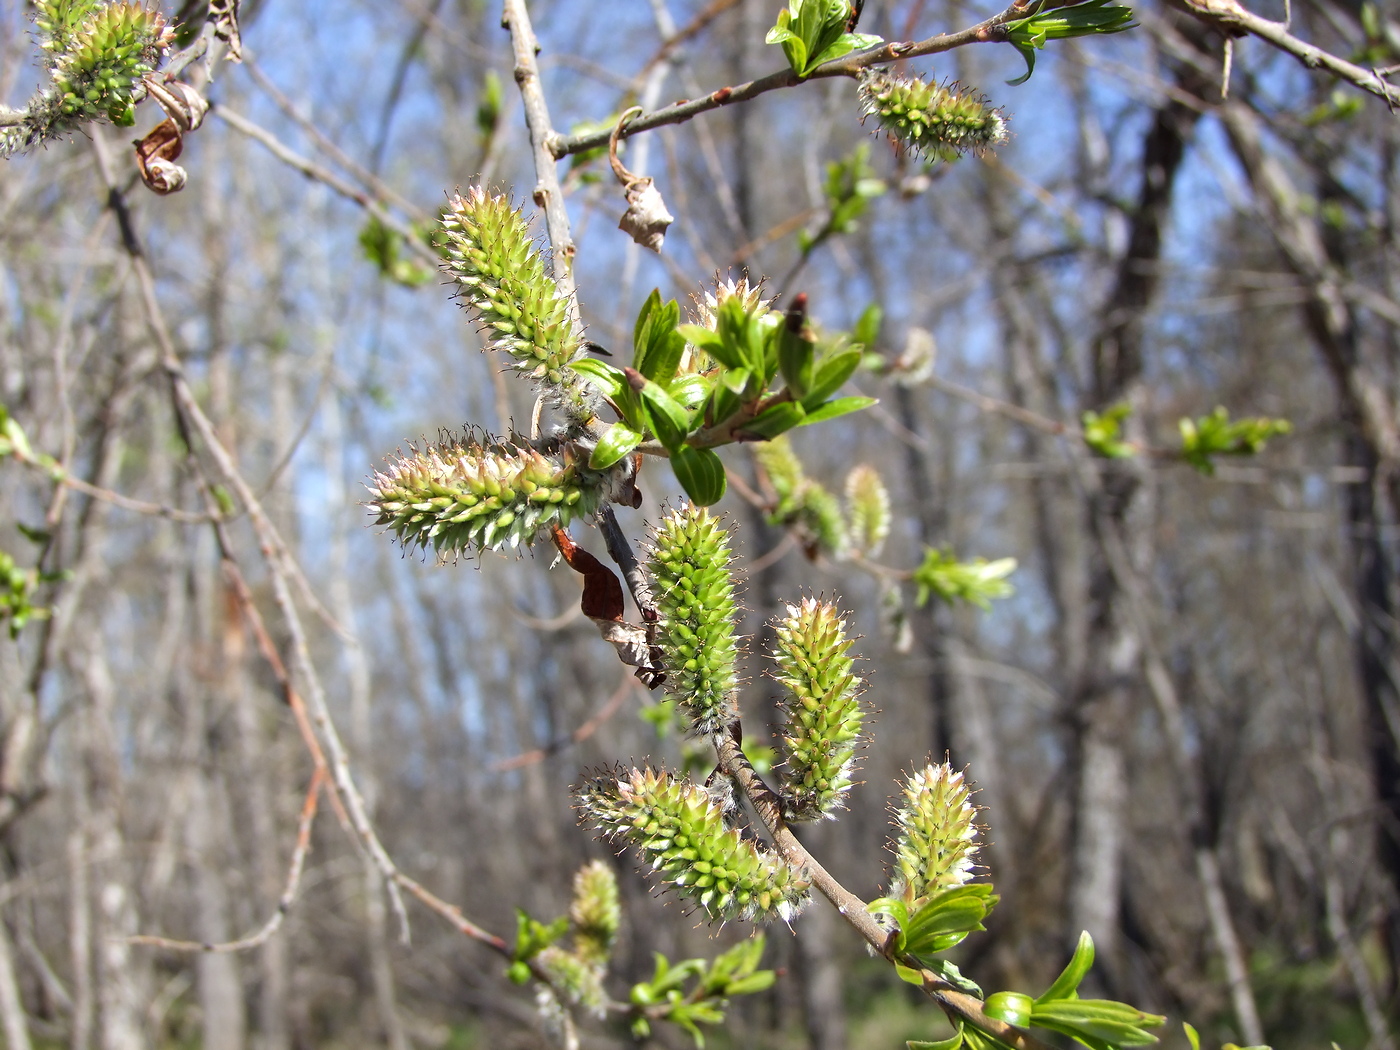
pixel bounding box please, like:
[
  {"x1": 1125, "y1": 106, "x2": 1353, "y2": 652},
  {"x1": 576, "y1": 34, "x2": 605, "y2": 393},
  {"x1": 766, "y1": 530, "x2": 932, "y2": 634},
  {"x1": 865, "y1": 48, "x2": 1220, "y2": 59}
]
[
  {"x1": 912, "y1": 547, "x2": 1016, "y2": 610},
  {"x1": 1178, "y1": 407, "x2": 1292, "y2": 475},
  {"x1": 629, "y1": 936, "x2": 776, "y2": 1046},
  {"x1": 1003, "y1": 0, "x2": 1136, "y2": 84},
  {"x1": 765, "y1": 0, "x2": 883, "y2": 77},
  {"x1": 576, "y1": 290, "x2": 874, "y2": 506}
]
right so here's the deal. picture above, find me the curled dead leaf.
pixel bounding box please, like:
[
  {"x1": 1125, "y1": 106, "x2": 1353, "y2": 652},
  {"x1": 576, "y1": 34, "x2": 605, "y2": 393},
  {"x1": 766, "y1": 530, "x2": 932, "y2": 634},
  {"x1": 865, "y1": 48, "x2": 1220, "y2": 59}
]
[
  {"x1": 618, "y1": 178, "x2": 674, "y2": 253},
  {"x1": 134, "y1": 118, "x2": 186, "y2": 195}
]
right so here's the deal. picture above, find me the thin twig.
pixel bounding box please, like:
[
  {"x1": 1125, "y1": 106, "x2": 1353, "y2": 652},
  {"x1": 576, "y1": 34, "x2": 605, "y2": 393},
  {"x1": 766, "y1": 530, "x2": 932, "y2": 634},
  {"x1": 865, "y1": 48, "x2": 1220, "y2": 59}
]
[
  {"x1": 8, "y1": 446, "x2": 219, "y2": 523},
  {"x1": 210, "y1": 103, "x2": 440, "y2": 269},
  {"x1": 551, "y1": 14, "x2": 1017, "y2": 159},
  {"x1": 502, "y1": 0, "x2": 580, "y2": 318},
  {"x1": 128, "y1": 768, "x2": 324, "y2": 954},
  {"x1": 713, "y1": 732, "x2": 1056, "y2": 1050},
  {"x1": 492, "y1": 675, "x2": 640, "y2": 772},
  {"x1": 1180, "y1": 0, "x2": 1399, "y2": 108}
]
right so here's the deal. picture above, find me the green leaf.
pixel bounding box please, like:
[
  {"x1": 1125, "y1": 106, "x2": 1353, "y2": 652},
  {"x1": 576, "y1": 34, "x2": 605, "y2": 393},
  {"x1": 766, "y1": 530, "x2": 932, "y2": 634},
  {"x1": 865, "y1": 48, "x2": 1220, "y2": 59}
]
[
  {"x1": 1037, "y1": 931, "x2": 1095, "y2": 1003},
  {"x1": 1031, "y1": 999, "x2": 1165, "y2": 1047},
  {"x1": 721, "y1": 366, "x2": 753, "y2": 396},
  {"x1": 590, "y1": 423, "x2": 644, "y2": 469},
  {"x1": 1179, "y1": 406, "x2": 1292, "y2": 475},
  {"x1": 633, "y1": 290, "x2": 687, "y2": 385},
  {"x1": 1081, "y1": 404, "x2": 1135, "y2": 459},
  {"x1": 670, "y1": 374, "x2": 713, "y2": 408},
  {"x1": 764, "y1": 11, "x2": 810, "y2": 75},
  {"x1": 738, "y1": 401, "x2": 806, "y2": 440},
  {"x1": 512, "y1": 908, "x2": 569, "y2": 963},
  {"x1": 569, "y1": 357, "x2": 628, "y2": 401},
  {"x1": 725, "y1": 971, "x2": 776, "y2": 995},
  {"x1": 809, "y1": 30, "x2": 883, "y2": 68},
  {"x1": 913, "y1": 548, "x2": 1017, "y2": 610},
  {"x1": 802, "y1": 348, "x2": 863, "y2": 408},
  {"x1": 1003, "y1": 0, "x2": 1136, "y2": 83},
  {"x1": 778, "y1": 317, "x2": 816, "y2": 398},
  {"x1": 909, "y1": 1029, "x2": 965, "y2": 1050},
  {"x1": 671, "y1": 446, "x2": 727, "y2": 506},
  {"x1": 1183, "y1": 1024, "x2": 1201, "y2": 1050},
  {"x1": 853, "y1": 303, "x2": 883, "y2": 349},
  {"x1": 896, "y1": 963, "x2": 927, "y2": 986},
  {"x1": 637, "y1": 377, "x2": 693, "y2": 452},
  {"x1": 984, "y1": 992, "x2": 1034, "y2": 1027},
  {"x1": 676, "y1": 323, "x2": 729, "y2": 359},
  {"x1": 868, "y1": 896, "x2": 911, "y2": 943},
  {"x1": 929, "y1": 959, "x2": 984, "y2": 997},
  {"x1": 799, "y1": 395, "x2": 876, "y2": 427},
  {"x1": 902, "y1": 885, "x2": 999, "y2": 955}
]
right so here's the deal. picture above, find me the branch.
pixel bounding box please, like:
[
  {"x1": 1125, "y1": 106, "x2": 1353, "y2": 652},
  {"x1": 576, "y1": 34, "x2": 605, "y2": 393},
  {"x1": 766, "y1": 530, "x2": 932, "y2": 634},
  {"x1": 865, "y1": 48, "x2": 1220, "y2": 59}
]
[
  {"x1": 129, "y1": 768, "x2": 324, "y2": 954},
  {"x1": 210, "y1": 103, "x2": 440, "y2": 269},
  {"x1": 550, "y1": 13, "x2": 1020, "y2": 159},
  {"x1": 713, "y1": 732, "x2": 1057, "y2": 1050},
  {"x1": 8, "y1": 444, "x2": 220, "y2": 523},
  {"x1": 1181, "y1": 0, "x2": 1399, "y2": 106},
  {"x1": 502, "y1": 0, "x2": 580, "y2": 318}
]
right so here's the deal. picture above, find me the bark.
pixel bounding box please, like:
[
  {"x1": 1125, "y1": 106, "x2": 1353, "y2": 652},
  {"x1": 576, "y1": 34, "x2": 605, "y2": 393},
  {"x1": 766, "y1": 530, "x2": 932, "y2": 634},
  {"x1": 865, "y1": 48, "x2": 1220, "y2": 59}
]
[
  {"x1": 1218, "y1": 95, "x2": 1400, "y2": 979},
  {"x1": 1068, "y1": 95, "x2": 1198, "y2": 985},
  {"x1": 0, "y1": 912, "x2": 33, "y2": 1050}
]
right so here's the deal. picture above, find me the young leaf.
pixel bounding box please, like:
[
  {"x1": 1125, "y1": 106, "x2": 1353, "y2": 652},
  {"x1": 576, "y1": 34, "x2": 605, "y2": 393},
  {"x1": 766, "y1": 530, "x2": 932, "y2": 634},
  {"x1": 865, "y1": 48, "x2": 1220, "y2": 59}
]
[
  {"x1": 1036, "y1": 931, "x2": 1095, "y2": 1003},
  {"x1": 738, "y1": 401, "x2": 807, "y2": 440},
  {"x1": 589, "y1": 423, "x2": 643, "y2": 469},
  {"x1": 802, "y1": 347, "x2": 863, "y2": 408},
  {"x1": 672, "y1": 446, "x2": 727, "y2": 506},
  {"x1": 909, "y1": 1028, "x2": 966, "y2": 1050},
  {"x1": 901, "y1": 884, "x2": 999, "y2": 955},
  {"x1": 799, "y1": 395, "x2": 877, "y2": 427},
  {"x1": 634, "y1": 374, "x2": 693, "y2": 451},
  {"x1": 778, "y1": 297, "x2": 816, "y2": 397},
  {"x1": 569, "y1": 357, "x2": 628, "y2": 401},
  {"x1": 852, "y1": 302, "x2": 883, "y2": 349},
  {"x1": 983, "y1": 992, "x2": 1034, "y2": 1027}
]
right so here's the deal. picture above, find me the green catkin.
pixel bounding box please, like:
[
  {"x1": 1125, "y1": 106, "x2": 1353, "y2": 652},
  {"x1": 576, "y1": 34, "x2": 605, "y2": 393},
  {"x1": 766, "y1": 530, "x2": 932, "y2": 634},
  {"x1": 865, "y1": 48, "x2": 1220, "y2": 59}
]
[
  {"x1": 5, "y1": 1, "x2": 173, "y2": 156},
  {"x1": 579, "y1": 765, "x2": 811, "y2": 923},
  {"x1": 368, "y1": 437, "x2": 601, "y2": 555},
  {"x1": 773, "y1": 598, "x2": 865, "y2": 821},
  {"x1": 438, "y1": 188, "x2": 594, "y2": 419},
  {"x1": 844, "y1": 464, "x2": 890, "y2": 558},
  {"x1": 888, "y1": 762, "x2": 981, "y2": 907},
  {"x1": 858, "y1": 69, "x2": 1007, "y2": 161},
  {"x1": 647, "y1": 506, "x2": 740, "y2": 735},
  {"x1": 569, "y1": 860, "x2": 620, "y2": 967}
]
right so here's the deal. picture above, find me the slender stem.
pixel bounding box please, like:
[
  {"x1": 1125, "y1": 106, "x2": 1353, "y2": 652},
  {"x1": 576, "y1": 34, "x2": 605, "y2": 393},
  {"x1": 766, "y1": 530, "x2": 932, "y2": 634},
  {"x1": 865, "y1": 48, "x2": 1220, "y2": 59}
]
[
  {"x1": 502, "y1": 0, "x2": 579, "y2": 322},
  {"x1": 1181, "y1": 0, "x2": 1399, "y2": 107},
  {"x1": 551, "y1": 16, "x2": 1011, "y2": 159},
  {"x1": 598, "y1": 506, "x2": 659, "y2": 620},
  {"x1": 713, "y1": 733, "x2": 1057, "y2": 1050}
]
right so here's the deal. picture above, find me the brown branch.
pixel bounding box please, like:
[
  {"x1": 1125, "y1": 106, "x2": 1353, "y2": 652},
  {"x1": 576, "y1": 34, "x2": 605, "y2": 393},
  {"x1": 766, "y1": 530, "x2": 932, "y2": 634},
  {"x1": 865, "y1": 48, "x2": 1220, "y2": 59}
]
[
  {"x1": 492, "y1": 675, "x2": 640, "y2": 772},
  {"x1": 1180, "y1": 0, "x2": 1399, "y2": 107},
  {"x1": 550, "y1": 14, "x2": 1018, "y2": 159},
  {"x1": 210, "y1": 103, "x2": 440, "y2": 269},
  {"x1": 502, "y1": 0, "x2": 579, "y2": 316},
  {"x1": 129, "y1": 767, "x2": 324, "y2": 954},
  {"x1": 712, "y1": 732, "x2": 1057, "y2": 1050}
]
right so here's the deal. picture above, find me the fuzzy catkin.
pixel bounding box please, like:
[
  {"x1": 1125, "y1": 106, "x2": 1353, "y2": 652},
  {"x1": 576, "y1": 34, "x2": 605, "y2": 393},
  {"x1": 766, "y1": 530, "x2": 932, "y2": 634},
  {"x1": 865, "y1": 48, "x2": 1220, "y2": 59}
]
[
  {"x1": 888, "y1": 763, "x2": 981, "y2": 906},
  {"x1": 439, "y1": 188, "x2": 595, "y2": 418},
  {"x1": 858, "y1": 70, "x2": 1007, "y2": 161},
  {"x1": 579, "y1": 766, "x2": 810, "y2": 922},
  {"x1": 369, "y1": 437, "x2": 601, "y2": 555},
  {"x1": 774, "y1": 598, "x2": 865, "y2": 821},
  {"x1": 647, "y1": 507, "x2": 740, "y2": 735}
]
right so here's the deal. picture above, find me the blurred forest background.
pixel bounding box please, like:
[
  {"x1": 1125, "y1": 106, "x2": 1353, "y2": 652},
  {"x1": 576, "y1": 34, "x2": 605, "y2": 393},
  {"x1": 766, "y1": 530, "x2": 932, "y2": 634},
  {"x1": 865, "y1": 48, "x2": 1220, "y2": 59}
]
[{"x1": 2, "y1": 0, "x2": 1399, "y2": 1047}]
